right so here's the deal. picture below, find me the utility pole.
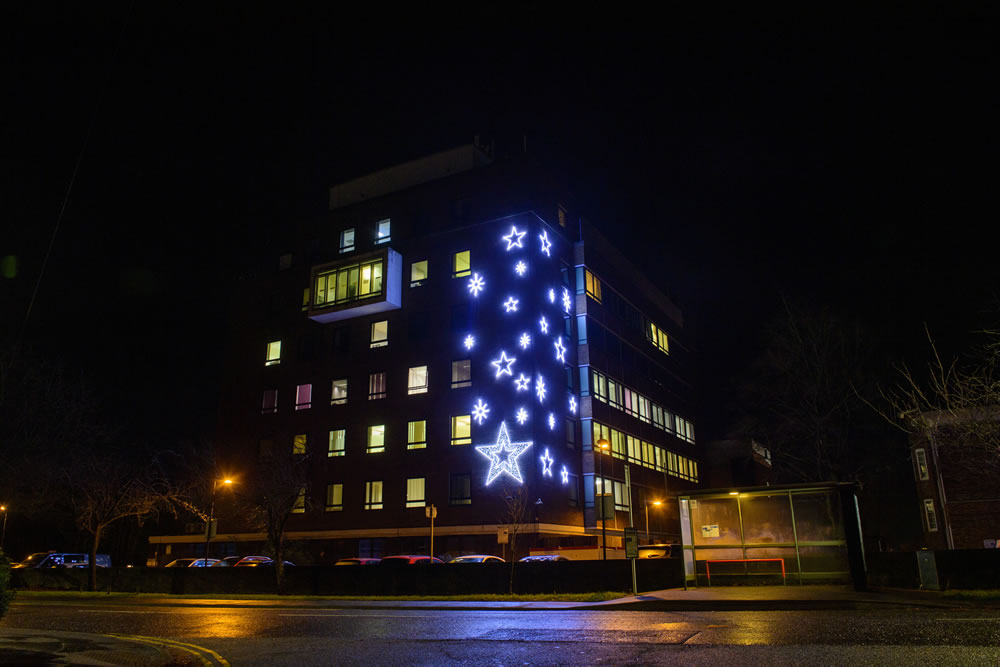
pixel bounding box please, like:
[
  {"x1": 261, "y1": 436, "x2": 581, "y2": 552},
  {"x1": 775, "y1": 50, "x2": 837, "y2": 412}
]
[{"x1": 426, "y1": 504, "x2": 437, "y2": 558}]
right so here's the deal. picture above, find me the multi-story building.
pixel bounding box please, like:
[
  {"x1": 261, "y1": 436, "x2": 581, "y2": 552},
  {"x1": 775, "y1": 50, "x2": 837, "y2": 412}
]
[{"x1": 156, "y1": 143, "x2": 701, "y2": 562}]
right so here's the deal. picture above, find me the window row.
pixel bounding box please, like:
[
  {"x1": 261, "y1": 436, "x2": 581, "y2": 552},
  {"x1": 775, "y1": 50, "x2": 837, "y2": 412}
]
[
  {"x1": 314, "y1": 258, "x2": 384, "y2": 308},
  {"x1": 575, "y1": 265, "x2": 672, "y2": 357},
  {"x1": 591, "y1": 420, "x2": 699, "y2": 482},
  {"x1": 409, "y1": 249, "x2": 472, "y2": 287},
  {"x1": 338, "y1": 219, "x2": 391, "y2": 255},
  {"x1": 585, "y1": 368, "x2": 695, "y2": 444},
  {"x1": 260, "y1": 415, "x2": 472, "y2": 458},
  {"x1": 306, "y1": 474, "x2": 475, "y2": 512}
]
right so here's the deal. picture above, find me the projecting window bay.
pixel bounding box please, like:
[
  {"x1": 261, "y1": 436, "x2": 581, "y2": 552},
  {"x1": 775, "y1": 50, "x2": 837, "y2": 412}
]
[{"x1": 314, "y1": 259, "x2": 384, "y2": 307}]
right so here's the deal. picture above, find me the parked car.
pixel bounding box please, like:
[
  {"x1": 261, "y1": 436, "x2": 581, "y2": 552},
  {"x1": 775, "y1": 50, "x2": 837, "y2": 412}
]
[
  {"x1": 335, "y1": 558, "x2": 382, "y2": 565},
  {"x1": 164, "y1": 558, "x2": 220, "y2": 568},
  {"x1": 448, "y1": 555, "x2": 505, "y2": 563},
  {"x1": 518, "y1": 554, "x2": 569, "y2": 562},
  {"x1": 14, "y1": 552, "x2": 111, "y2": 568},
  {"x1": 233, "y1": 556, "x2": 295, "y2": 567},
  {"x1": 380, "y1": 555, "x2": 443, "y2": 565},
  {"x1": 637, "y1": 544, "x2": 675, "y2": 559},
  {"x1": 219, "y1": 556, "x2": 244, "y2": 567}
]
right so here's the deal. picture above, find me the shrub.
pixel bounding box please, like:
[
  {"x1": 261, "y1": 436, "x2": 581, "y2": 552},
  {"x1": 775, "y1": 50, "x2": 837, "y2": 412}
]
[{"x1": 0, "y1": 549, "x2": 15, "y2": 621}]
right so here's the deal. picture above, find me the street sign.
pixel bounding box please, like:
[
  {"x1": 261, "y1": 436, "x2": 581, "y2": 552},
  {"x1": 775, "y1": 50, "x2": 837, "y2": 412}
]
[
  {"x1": 624, "y1": 527, "x2": 639, "y2": 559},
  {"x1": 425, "y1": 505, "x2": 437, "y2": 519},
  {"x1": 497, "y1": 527, "x2": 509, "y2": 544}
]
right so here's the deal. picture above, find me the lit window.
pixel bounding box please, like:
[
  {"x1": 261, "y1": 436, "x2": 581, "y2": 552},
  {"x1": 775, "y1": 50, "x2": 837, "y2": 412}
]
[
  {"x1": 293, "y1": 433, "x2": 307, "y2": 455},
  {"x1": 367, "y1": 425, "x2": 385, "y2": 453},
  {"x1": 325, "y1": 483, "x2": 343, "y2": 512},
  {"x1": 647, "y1": 321, "x2": 670, "y2": 355},
  {"x1": 340, "y1": 228, "x2": 355, "y2": 253},
  {"x1": 451, "y1": 359, "x2": 471, "y2": 388},
  {"x1": 364, "y1": 481, "x2": 383, "y2": 510},
  {"x1": 295, "y1": 383, "x2": 312, "y2": 410},
  {"x1": 266, "y1": 341, "x2": 281, "y2": 366},
  {"x1": 371, "y1": 320, "x2": 388, "y2": 348},
  {"x1": 262, "y1": 389, "x2": 278, "y2": 414},
  {"x1": 407, "y1": 420, "x2": 427, "y2": 450},
  {"x1": 375, "y1": 218, "x2": 391, "y2": 244},
  {"x1": 411, "y1": 260, "x2": 428, "y2": 287},
  {"x1": 406, "y1": 477, "x2": 426, "y2": 508},
  {"x1": 302, "y1": 288, "x2": 310, "y2": 311},
  {"x1": 451, "y1": 415, "x2": 471, "y2": 445},
  {"x1": 407, "y1": 366, "x2": 428, "y2": 395},
  {"x1": 914, "y1": 448, "x2": 929, "y2": 481},
  {"x1": 449, "y1": 473, "x2": 471, "y2": 505},
  {"x1": 331, "y1": 379, "x2": 348, "y2": 405},
  {"x1": 328, "y1": 429, "x2": 346, "y2": 457},
  {"x1": 585, "y1": 269, "x2": 602, "y2": 302},
  {"x1": 291, "y1": 488, "x2": 306, "y2": 514},
  {"x1": 368, "y1": 372, "x2": 387, "y2": 400},
  {"x1": 923, "y1": 498, "x2": 938, "y2": 532},
  {"x1": 453, "y1": 250, "x2": 471, "y2": 278},
  {"x1": 314, "y1": 258, "x2": 383, "y2": 306}
]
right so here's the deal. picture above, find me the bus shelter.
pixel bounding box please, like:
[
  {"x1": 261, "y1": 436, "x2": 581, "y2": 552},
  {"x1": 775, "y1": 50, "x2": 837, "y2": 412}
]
[{"x1": 678, "y1": 483, "x2": 866, "y2": 589}]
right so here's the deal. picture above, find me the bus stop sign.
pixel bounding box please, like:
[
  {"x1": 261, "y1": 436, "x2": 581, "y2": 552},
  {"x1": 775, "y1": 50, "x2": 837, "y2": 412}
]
[{"x1": 624, "y1": 527, "x2": 639, "y2": 559}]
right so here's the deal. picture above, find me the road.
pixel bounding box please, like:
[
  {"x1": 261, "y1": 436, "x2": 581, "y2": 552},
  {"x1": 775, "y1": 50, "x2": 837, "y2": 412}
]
[{"x1": 3, "y1": 597, "x2": 1000, "y2": 665}]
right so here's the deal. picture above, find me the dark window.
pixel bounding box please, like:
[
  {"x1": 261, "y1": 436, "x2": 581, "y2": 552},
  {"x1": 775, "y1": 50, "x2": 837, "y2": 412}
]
[
  {"x1": 450, "y1": 304, "x2": 472, "y2": 332},
  {"x1": 332, "y1": 326, "x2": 351, "y2": 354},
  {"x1": 449, "y1": 473, "x2": 472, "y2": 505}
]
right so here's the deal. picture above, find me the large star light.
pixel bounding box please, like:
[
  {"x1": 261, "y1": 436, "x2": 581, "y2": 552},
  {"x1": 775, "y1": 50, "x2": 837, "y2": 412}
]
[
  {"x1": 553, "y1": 337, "x2": 567, "y2": 363},
  {"x1": 539, "y1": 230, "x2": 552, "y2": 256},
  {"x1": 491, "y1": 351, "x2": 516, "y2": 378},
  {"x1": 540, "y1": 448, "x2": 554, "y2": 477},
  {"x1": 539, "y1": 315, "x2": 549, "y2": 334},
  {"x1": 472, "y1": 398, "x2": 490, "y2": 425},
  {"x1": 468, "y1": 273, "x2": 485, "y2": 296},
  {"x1": 514, "y1": 373, "x2": 531, "y2": 391},
  {"x1": 476, "y1": 422, "x2": 533, "y2": 485},
  {"x1": 503, "y1": 296, "x2": 519, "y2": 313},
  {"x1": 503, "y1": 225, "x2": 526, "y2": 250}
]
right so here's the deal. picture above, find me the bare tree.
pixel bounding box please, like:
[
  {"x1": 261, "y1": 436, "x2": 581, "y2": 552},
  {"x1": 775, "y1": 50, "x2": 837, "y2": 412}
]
[{"x1": 500, "y1": 484, "x2": 529, "y2": 594}]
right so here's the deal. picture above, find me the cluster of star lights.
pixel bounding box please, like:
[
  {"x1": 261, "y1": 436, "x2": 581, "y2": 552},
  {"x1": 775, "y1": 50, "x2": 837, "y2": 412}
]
[{"x1": 458, "y1": 223, "x2": 576, "y2": 487}]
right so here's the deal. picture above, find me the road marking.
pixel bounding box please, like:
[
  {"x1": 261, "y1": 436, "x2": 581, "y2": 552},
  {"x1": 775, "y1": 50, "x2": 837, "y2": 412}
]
[{"x1": 106, "y1": 634, "x2": 229, "y2": 666}]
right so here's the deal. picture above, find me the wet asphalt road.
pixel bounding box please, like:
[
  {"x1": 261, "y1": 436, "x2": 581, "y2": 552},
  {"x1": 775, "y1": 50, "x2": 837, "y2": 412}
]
[{"x1": 4, "y1": 599, "x2": 1000, "y2": 665}]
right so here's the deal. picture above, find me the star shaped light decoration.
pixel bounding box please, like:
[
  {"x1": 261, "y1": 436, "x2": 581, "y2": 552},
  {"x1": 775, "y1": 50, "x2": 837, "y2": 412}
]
[
  {"x1": 562, "y1": 287, "x2": 572, "y2": 314},
  {"x1": 515, "y1": 260, "x2": 527, "y2": 276},
  {"x1": 553, "y1": 337, "x2": 567, "y2": 363},
  {"x1": 516, "y1": 407, "x2": 529, "y2": 424},
  {"x1": 536, "y1": 376, "x2": 547, "y2": 402},
  {"x1": 539, "y1": 230, "x2": 552, "y2": 256},
  {"x1": 476, "y1": 422, "x2": 533, "y2": 486},
  {"x1": 491, "y1": 351, "x2": 516, "y2": 379},
  {"x1": 540, "y1": 448, "x2": 554, "y2": 477},
  {"x1": 472, "y1": 398, "x2": 490, "y2": 425},
  {"x1": 503, "y1": 296, "x2": 519, "y2": 313},
  {"x1": 468, "y1": 273, "x2": 485, "y2": 297},
  {"x1": 548, "y1": 413, "x2": 556, "y2": 430},
  {"x1": 548, "y1": 288, "x2": 556, "y2": 303},
  {"x1": 464, "y1": 334, "x2": 476, "y2": 350},
  {"x1": 519, "y1": 332, "x2": 531, "y2": 349},
  {"x1": 569, "y1": 395, "x2": 577, "y2": 414},
  {"x1": 539, "y1": 315, "x2": 549, "y2": 334},
  {"x1": 561, "y1": 465, "x2": 569, "y2": 485},
  {"x1": 502, "y1": 225, "x2": 526, "y2": 250},
  {"x1": 514, "y1": 373, "x2": 531, "y2": 391}
]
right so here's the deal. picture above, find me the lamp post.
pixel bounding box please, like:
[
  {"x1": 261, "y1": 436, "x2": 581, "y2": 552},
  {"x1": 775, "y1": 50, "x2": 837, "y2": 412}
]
[
  {"x1": 204, "y1": 479, "x2": 232, "y2": 563},
  {"x1": 597, "y1": 438, "x2": 610, "y2": 561},
  {"x1": 0, "y1": 505, "x2": 7, "y2": 552},
  {"x1": 645, "y1": 500, "x2": 662, "y2": 544}
]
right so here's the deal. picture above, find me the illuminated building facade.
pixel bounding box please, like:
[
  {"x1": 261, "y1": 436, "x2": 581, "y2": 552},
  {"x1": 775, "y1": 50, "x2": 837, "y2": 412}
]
[{"x1": 162, "y1": 144, "x2": 700, "y2": 561}]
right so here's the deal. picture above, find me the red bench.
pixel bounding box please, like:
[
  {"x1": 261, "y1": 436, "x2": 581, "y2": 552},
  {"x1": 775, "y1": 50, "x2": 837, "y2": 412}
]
[{"x1": 705, "y1": 558, "x2": 786, "y2": 585}]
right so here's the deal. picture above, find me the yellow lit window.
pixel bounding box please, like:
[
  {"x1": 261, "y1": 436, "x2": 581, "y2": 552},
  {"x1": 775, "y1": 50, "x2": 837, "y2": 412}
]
[
  {"x1": 266, "y1": 341, "x2": 281, "y2": 366},
  {"x1": 371, "y1": 321, "x2": 388, "y2": 348},
  {"x1": 291, "y1": 488, "x2": 306, "y2": 513},
  {"x1": 451, "y1": 415, "x2": 471, "y2": 445},
  {"x1": 407, "y1": 420, "x2": 427, "y2": 449},
  {"x1": 293, "y1": 433, "x2": 307, "y2": 455},
  {"x1": 585, "y1": 269, "x2": 602, "y2": 302},
  {"x1": 453, "y1": 250, "x2": 471, "y2": 277},
  {"x1": 328, "y1": 429, "x2": 346, "y2": 457},
  {"x1": 411, "y1": 260, "x2": 428, "y2": 286},
  {"x1": 408, "y1": 366, "x2": 428, "y2": 395},
  {"x1": 325, "y1": 483, "x2": 343, "y2": 511},
  {"x1": 365, "y1": 481, "x2": 383, "y2": 510},
  {"x1": 367, "y1": 425, "x2": 385, "y2": 453},
  {"x1": 406, "y1": 477, "x2": 425, "y2": 508}
]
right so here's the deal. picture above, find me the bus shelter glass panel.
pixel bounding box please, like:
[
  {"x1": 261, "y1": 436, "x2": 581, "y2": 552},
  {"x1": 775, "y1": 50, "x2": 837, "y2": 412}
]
[
  {"x1": 690, "y1": 498, "x2": 742, "y2": 546},
  {"x1": 792, "y1": 493, "x2": 844, "y2": 542},
  {"x1": 740, "y1": 494, "x2": 795, "y2": 545},
  {"x1": 797, "y1": 545, "x2": 849, "y2": 575}
]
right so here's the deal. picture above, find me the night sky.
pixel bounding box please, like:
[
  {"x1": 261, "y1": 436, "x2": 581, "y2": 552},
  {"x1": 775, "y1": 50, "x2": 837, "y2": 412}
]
[{"x1": 5, "y1": 6, "x2": 998, "y2": 445}]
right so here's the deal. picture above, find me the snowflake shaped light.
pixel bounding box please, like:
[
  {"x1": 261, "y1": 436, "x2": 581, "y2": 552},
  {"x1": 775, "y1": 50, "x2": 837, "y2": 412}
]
[
  {"x1": 553, "y1": 337, "x2": 567, "y2": 363},
  {"x1": 548, "y1": 413, "x2": 556, "y2": 430},
  {"x1": 539, "y1": 230, "x2": 552, "y2": 256},
  {"x1": 476, "y1": 422, "x2": 533, "y2": 486},
  {"x1": 562, "y1": 287, "x2": 572, "y2": 314},
  {"x1": 491, "y1": 351, "x2": 516, "y2": 378},
  {"x1": 468, "y1": 273, "x2": 485, "y2": 297},
  {"x1": 514, "y1": 373, "x2": 531, "y2": 391},
  {"x1": 519, "y1": 332, "x2": 531, "y2": 349},
  {"x1": 539, "y1": 315, "x2": 549, "y2": 334},
  {"x1": 561, "y1": 465, "x2": 569, "y2": 484},
  {"x1": 502, "y1": 225, "x2": 526, "y2": 250},
  {"x1": 540, "y1": 448, "x2": 554, "y2": 477},
  {"x1": 464, "y1": 334, "x2": 476, "y2": 350},
  {"x1": 472, "y1": 398, "x2": 490, "y2": 425},
  {"x1": 548, "y1": 288, "x2": 556, "y2": 303},
  {"x1": 515, "y1": 261, "x2": 527, "y2": 276},
  {"x1": 569, "y1": 395, "x2": 577, "y2": 414},
  {"x1": 503, "y1": 296, "x2": 519, "y2": 313},
  {"x1": 516, "y1": 407, "x2": 529, "y2": 424},
  {"x1": 536, "y1": 376, "x2": 547, "y2": 402}
]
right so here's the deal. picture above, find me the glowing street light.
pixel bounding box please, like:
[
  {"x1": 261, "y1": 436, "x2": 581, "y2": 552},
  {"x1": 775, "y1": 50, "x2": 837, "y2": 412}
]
[
  {"x1": 0, "y1": 505, "x2": 8, "y2": 552},
  {"x1": 597, "y1": 438, "x2": 610, "y2": 561},
  {"x1": 204, "y1": 478, "x2": 233, "y2": 562}
]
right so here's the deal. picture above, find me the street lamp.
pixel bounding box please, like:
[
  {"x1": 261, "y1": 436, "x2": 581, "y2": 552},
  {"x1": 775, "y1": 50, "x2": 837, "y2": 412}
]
[
  {"x1": 597, "y1": 438, "x2": 610, "y2": 561},
  {"x1": 645, "y1": 500, "x2": 662, "y2": 544},
  {"x1": 204, "y1": 479, "x2": 233, "y2": 563},
  {"x1": 0, "y1": 505, "x2": 7, "y2": 553}
]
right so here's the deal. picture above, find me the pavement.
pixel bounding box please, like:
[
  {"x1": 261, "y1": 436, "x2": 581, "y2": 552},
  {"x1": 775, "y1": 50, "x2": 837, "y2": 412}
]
[{"x1": 1, "y1": 585, "x2": 995, "y2": 665}]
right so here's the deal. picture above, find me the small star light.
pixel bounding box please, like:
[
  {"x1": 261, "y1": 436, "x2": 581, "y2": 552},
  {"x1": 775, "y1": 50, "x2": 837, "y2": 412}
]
[
  {"x1": 519, "y1": 332, "x2": 531, "y2": 349},
  {"x1": 553, "y1": 337, "x2": 567, "y2": 363},
  {"x1": 548, "y1": 413, "x2": 556, "y2": 430},
  {"x1": 515, "y1": 260, "x2": 527, "y2": 276},
  {"x1": 468, "y1": 273, "x2": 485, "y2": 297},
  {"x1": 472, "y1": 398, "x2": 490, "y2": 425},
  {"x1": 503, "y1": 296, "x2": 519, "y2": 313},
  {"x1": 561, "y1": 465, "x2": 569, "y2": 484},
  {"x1": 516, "y1": 407, "x2": 529, "y2": 424},
  {"x1": 548, "y1": 288, "x2": 556, "y2": 303},
  {"x1": 562, "y1": 287, "x2": 572, "y2": 314},
  {"x1": 464, "y1": 334, "x2": 476, "y2": 350},
  {"x1": 539, "y1": 230, "x2": 552, "y2": 256},
  {"x1": 536, "y1": 375, "x2": 547, "y2": 402},
  {"x1": 514, "y1": 373, "x2": 531, "y2": 391},
  {"x1": 540, "y1": 449, "x2": 554, "y2": 477},
  {"x1": 491, "y1": 351, "x2": 516, "y2": 378},
  {"x1": 569, "y1": 395, "x2": 577, "y2": 414},
  {"x1": 502, "y1": 225, "x2": 526, "y2": 250},
  {"x1": 539, "y1": 315, "x2": 549, "y2": 334}
]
